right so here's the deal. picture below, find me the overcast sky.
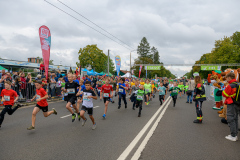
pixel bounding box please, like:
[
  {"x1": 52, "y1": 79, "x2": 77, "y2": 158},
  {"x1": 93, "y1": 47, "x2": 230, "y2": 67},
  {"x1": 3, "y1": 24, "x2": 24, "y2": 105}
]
[{"x1": 0, "y1": 0, "x2": 239, "y2": 77}]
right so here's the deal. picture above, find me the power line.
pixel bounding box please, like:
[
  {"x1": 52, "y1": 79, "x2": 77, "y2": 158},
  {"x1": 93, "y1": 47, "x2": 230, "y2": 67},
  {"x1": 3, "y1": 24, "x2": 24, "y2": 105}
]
[
  {"x1": 44, "y1": 0, "x2": 133, "y2": 51},
  {"x1": 57, "y1": 0, "x2": 135, "y2": 50}
]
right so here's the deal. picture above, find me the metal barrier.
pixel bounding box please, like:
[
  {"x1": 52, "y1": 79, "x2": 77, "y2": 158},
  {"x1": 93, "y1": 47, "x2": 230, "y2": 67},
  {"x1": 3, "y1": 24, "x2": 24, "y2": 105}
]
[{"x1": 0, "y1": 80, "x2": 62, "y2": 103}]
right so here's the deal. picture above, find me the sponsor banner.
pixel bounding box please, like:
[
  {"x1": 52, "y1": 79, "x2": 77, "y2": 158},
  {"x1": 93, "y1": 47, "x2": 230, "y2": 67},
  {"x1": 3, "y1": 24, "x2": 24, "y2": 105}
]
[
  {"x1": 145, "y1": 66, "x2": 161, "y2": 70},
  {"x1": 201, "y1": 66, "x2": 221, "y2": 71},
  {"x1": 115, "y1": 55, "x2": 121, "y2": 76},
  {"x1": 39, "y1": 25, "x2": 51, "y2": 79},
  {"x1": 139, "y1": 65, "x2": 142, "y2": 78}
]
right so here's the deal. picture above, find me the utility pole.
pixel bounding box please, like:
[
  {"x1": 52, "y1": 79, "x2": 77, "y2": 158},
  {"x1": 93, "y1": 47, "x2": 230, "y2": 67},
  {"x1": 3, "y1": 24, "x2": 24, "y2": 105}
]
[
  {"x1": 130, "y1": 51, "x2": 131, "y2": 77},
  {"x1": 108, "y1": 49, "x2": 109, "y2": 76}
]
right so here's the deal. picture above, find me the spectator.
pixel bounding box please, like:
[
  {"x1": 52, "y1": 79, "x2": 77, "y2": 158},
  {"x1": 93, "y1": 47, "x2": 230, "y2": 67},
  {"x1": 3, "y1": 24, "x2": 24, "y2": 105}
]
[
  {"x1": 20, "y1": 72, "x2": 27, "y2": 98},
  {"x1": 39, "y1": 61, "x2": 45, "y2": 75},
  {"x1": 12, "y1": 71, "x2": 18, "y2": 80},
  {"x1": 14, "y1": 76, "x2": 21, "y2": 96},
  {"x1": 187, "y1": 77, "x2": 195, "y2": 103},
  {"x1": 0, "y1": 69, "x2": 6, "y2": 92},
  {"x1": 50, "y1": 74, "x2": 56, "y2": 97},
  {"x1": 26, "y1": 73, "x2": 34, "y2": 99},
  {"x1": 35, "y1": 74, "x2": 42, "y2": 81},
  {"x1": 56, "y1": 77, "x2": 62, "y2": 96}
]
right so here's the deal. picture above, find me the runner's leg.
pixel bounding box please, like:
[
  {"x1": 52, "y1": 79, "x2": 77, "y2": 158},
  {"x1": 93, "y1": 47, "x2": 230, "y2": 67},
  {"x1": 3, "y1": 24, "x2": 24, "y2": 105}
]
[{"x1": 32, "y1": 107, "x2": 40, "y2": 127}]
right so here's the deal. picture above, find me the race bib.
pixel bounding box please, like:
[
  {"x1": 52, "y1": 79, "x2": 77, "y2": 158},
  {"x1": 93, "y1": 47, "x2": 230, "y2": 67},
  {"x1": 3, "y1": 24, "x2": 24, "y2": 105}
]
[
  {"x1": 98, "y1": 89, "x2": 101, "y2": 92},
  {"x1": 4, "y1": 96, "x2": 10, "y2": 101},
  {"x1": 36, "y1": 95, "x2": 41, "y2": 100},
  {"x1": 104, "y1": 93, "x2": 109, "y2": 97},
  {"x1": 83, "y1": 95, "x2": 90, "y2": 101},
  {"x1": 173, "y1": 90, "x2": 177, "y2": 93},
  {"x1": 159, "y1": 90, "x2": 163, "y2": 92},
  {"x1": 146, "y1": 89, "x2": 149, "y2": 92},
  {"x1": 67, "y1": 88, "x2": 75, "y2": 94},
  {"x1": 64, "y1": 93, "x2": 68, "y2": 96},
  {"x1": 137, "y1": 95, "x2": 143, "y2": 100},
  {"x1": 119, "y1": 89, "x2": 123, "y2": 93}
]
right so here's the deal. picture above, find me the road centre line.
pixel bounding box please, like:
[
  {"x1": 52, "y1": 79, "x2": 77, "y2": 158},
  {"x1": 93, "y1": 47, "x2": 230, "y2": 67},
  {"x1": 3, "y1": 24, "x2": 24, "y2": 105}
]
[
  {"x1": 60, "y1": 106, "x2": 100, "y2": 118},
  {"x1": 131, "y1": 98, "x2": 172, "y2": 160},
  {"x1": 117, "y1": 96, "x2": 171, "y2": 160}
]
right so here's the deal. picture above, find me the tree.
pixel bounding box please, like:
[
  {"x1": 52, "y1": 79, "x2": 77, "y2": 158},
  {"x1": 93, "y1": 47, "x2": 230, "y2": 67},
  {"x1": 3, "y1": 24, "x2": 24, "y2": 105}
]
[
  {"x1": 137, "y1": 37, "x2": 152, "y2": 63},
  {"x1": 183, "y1": 31, "x2": 240, "y2": 79},
  {"x1": 109, "y1": 58, "x2": 115, "y2": 73},
  {"x1": 37, "y1": 56, "x2": 54, "y2": 65},
  {"x1": 76, "y1": 44, "x2": 110, "y2": 73},
  {"x1": 151, "y1": 46, "x2": 160, "y2": 64}
]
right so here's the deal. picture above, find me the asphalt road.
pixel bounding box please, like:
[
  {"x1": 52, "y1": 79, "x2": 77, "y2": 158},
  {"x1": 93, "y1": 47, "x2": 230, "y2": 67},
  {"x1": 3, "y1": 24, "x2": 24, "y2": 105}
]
[{"x1": 1, "y1": 93, "x2": 240, "y2": 160}]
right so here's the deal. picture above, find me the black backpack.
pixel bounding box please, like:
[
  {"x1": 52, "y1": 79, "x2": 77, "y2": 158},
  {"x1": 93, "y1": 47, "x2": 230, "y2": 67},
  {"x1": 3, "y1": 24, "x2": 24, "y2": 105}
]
[{"x1": 231, "y1": 82, "x2": 240, "y2": 106}]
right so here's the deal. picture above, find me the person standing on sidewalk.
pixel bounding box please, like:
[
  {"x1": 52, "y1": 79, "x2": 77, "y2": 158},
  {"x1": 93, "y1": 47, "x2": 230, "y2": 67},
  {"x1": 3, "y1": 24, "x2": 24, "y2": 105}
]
[
  {"x1": 187, "y1": 77, "x2": 195, "y2": 104},
  {"x1": 222, "y1": 72, "x2": 239, "y2": 141},
  {"x1": 193, "y1": 76, "x2": 206, "y2": 124}
]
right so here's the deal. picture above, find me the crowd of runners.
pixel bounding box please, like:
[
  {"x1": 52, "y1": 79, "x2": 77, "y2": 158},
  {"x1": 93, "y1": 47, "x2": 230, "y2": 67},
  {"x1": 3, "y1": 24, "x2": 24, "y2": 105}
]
[{"x1": 0, "y1": 72, "x2": 208, "y2": 130}]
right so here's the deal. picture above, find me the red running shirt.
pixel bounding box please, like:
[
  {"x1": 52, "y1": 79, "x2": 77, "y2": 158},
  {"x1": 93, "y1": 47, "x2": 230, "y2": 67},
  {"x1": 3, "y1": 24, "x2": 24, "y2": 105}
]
[
  {"x1": 0, "y1": 89, "x2": 18, "y2": 106},
  {"x1": 36, "y1": 88, "x2": 48, "y2": 107},
  {"x1": 101, "y1": 84, "x2": 113, "y2": 97}
]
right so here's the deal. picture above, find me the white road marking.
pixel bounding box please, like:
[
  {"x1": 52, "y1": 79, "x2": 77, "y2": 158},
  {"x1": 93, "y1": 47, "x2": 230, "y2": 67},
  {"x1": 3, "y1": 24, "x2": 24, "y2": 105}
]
[
  {"x1": 131, "y1": 98, "x2": 172, "y2": 160},
  {"x1": 60, "y1": 106, "x2": 100, "y2": 118},
  {"x1": 117, "y1": 96, "x2": 171, "y2": 160}
]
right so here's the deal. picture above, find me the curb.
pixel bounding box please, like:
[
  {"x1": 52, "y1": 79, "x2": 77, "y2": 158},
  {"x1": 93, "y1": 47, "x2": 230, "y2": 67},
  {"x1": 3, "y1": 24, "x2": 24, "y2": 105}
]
[{"x1": 0, "y1": 98, "x2": 63, "y2": 111}]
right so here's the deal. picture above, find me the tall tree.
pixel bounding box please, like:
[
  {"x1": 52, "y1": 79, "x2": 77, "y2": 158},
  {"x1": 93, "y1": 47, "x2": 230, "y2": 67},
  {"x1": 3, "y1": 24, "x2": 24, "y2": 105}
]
[
  {"x1": 137, "y1": 37, "x2": 152, "y2": 63},
  {"x1": 76, "y1": 44, "x2": 110, "y2": 73},
  {"x1": 151, "y1": 46, "x2": 160, "y2": 64}
]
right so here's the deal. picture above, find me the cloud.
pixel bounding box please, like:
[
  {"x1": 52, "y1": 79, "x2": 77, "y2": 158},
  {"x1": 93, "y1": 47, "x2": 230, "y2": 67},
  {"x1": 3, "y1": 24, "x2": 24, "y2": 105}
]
[{"x1": 0, "y1": 0, "x2": 239, "y2": 77}]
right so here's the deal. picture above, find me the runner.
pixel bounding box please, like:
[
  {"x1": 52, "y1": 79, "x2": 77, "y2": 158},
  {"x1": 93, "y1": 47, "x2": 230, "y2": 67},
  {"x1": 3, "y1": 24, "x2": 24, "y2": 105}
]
[
  {"x1": 109, "y1": 78, "x2": 116, "y2": 103},
  {"x1": 163, "y1": 79, "x2": 169, "y2": 102},
  {"x1": 157, "y1": 82, "x2": 166, "y2": 105},
  {"x1": 117, "y1": 78, "x2": 128, "y2": 109},
  {"x1": 135, "y1": 85, "x2": 145, "y2": 117},
  {"x1": 65, "y1": 73, "x2": 81, "y2": 122},
  {"x1": 79, "y1": 81, "x2": 97, "y2": 130},
  {"x1": 169, "y1": 82, "x2": 181, "y2": 107},
  {"x1": 76, "y1": 79, "x2": 86, "y2": 111},
  {"x1": 27, "y1": 81, "x2": 57, "y2": 130},
  {"x1": 129, "y1": 80, "x2": 139, "y2": 110},
  {"x1": 100, "y1": 78, "x2": 113, "y2": 119},
  {"x1": 144, "y1": 80, "x2": 152, "y2": 105},
  {"x1": 0, "y1": 81, "x2": 21, "y2": 129}
]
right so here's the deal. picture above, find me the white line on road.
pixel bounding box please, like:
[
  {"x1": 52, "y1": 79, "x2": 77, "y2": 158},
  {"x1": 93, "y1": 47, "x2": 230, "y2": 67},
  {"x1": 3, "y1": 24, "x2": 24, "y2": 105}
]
[
  {"x1": 60, "y1": 106, "x2": 100, "y2": 118},
  {"x1": 117, "y1": 96, "x2": 171, "y2": 160},
  {"x1": 131, "y1": 98, "x2": 172, "y2": 160}
]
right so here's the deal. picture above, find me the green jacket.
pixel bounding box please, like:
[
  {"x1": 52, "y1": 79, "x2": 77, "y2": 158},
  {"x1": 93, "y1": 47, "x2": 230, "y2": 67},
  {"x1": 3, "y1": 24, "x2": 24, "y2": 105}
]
[{"x1": 169, "y1": 87, "x2": 181, "y2": 96}]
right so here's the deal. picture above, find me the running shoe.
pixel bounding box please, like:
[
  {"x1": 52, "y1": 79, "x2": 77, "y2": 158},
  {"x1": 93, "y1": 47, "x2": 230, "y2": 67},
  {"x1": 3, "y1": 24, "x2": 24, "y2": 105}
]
[
  {"x1": 102, "y1": 114, "x2": 106, "y2": 119},
  {"x1": 147, "y1": 102, "x2": 149, "y2": 105},
  {"x1": 27, "y1": 125, "x2": 35, "y2": 130},
  {"x1": 163, "y1": 100, "x2": 165, "y2": 102},
  {"x1": 112, "y1": 101, "x2": 115, "y2": 103},
  {"x1": 78, "y1": 114, "x2": 81, "y2": 121},
  {"x1": 138, "y1": 113, "x2": 141, "y2": 117},
  {"x1": 72, "y1": 114, "x2": 76, "y2": 122},
  {"x1": 92, "y1": 123, "x2": 97, "y2": 130},
  {"x1": 17, "y1": 104, "x2": 24, "y2": 108},
  {"x1": 82, "y1": 118, "x2": 87, "y2": 126},
  {"x1": 125, "y1": 104, "x2": 127, "y2": 108},
  {"x1": 118, "y1": 105, "x2": 121, "y2": 109},
  {"x1": 52, "y1": 108, "x2": 57, "y2": 115}
]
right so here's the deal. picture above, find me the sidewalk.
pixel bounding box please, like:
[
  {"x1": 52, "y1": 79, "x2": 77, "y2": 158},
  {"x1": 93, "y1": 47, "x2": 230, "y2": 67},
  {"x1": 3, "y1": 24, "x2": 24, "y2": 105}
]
[{"x1": 140, "y1": 95, "x2": 240, "y2": 160}]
